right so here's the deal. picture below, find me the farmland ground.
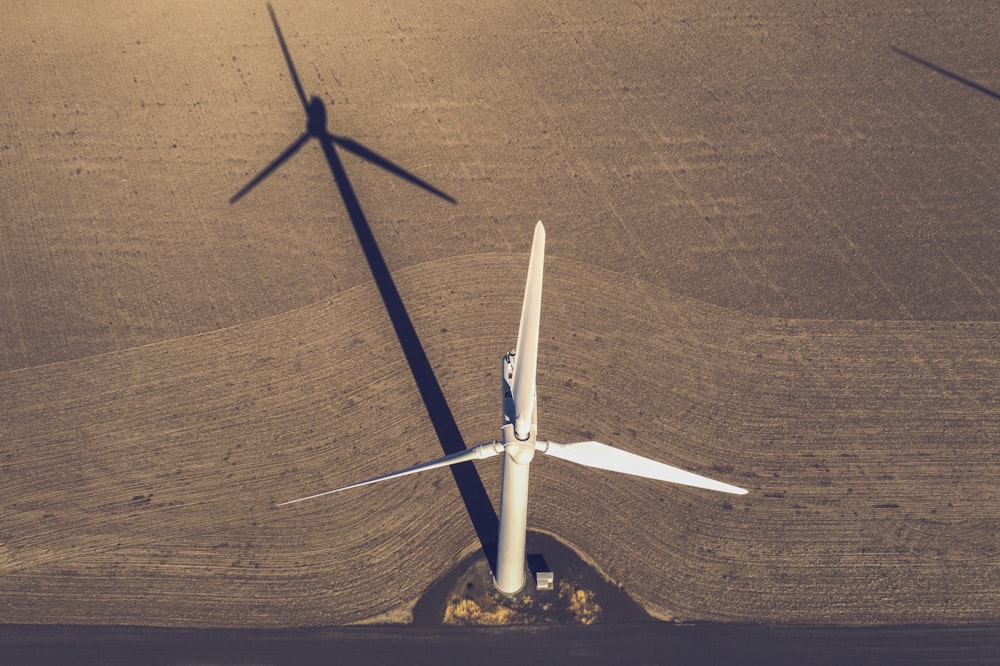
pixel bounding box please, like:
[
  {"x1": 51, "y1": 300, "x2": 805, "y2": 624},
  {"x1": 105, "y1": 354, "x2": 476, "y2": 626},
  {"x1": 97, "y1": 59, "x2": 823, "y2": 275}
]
[{"x1": 1, "y1": 1, "x2": 997, "y2": 627}]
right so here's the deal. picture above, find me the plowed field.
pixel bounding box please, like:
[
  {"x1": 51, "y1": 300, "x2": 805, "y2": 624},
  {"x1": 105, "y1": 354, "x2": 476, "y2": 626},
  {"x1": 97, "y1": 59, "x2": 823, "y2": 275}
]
[{"x1": 1, "y1": 1, "x2": 997, "y2": 626}]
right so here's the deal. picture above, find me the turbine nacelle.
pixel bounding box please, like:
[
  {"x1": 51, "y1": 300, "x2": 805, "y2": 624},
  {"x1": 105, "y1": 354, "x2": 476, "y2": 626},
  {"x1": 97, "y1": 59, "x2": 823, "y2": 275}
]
[{"x1": 501, "y1": 352, "x2": 536, "y2": 464}]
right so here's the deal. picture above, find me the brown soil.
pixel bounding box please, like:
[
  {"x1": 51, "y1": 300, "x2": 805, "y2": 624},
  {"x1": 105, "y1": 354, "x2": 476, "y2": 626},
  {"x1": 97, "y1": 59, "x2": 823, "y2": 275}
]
[{"x1": 1, "y1": 1, "x2": 997, "y2": 628}]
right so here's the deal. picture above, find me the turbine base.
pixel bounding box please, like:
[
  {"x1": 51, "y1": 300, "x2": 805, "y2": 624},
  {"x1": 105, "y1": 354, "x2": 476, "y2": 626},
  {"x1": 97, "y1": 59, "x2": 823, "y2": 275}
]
[{"x1": 410, "y1": 531, "x2": 655, "y2": 626}]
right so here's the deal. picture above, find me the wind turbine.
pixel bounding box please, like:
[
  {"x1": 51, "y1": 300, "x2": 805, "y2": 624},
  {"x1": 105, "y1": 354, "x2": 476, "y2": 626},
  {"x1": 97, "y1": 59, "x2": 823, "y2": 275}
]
[{"x1": 281, "y1": 221, "x2": 748, "y2": 595}]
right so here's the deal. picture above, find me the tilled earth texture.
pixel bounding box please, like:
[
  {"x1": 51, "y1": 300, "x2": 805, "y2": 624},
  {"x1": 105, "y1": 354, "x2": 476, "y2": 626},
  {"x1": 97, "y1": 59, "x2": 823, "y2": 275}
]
[{"x1": 1, "y1": 1, "x2": 997, "y2": 627}]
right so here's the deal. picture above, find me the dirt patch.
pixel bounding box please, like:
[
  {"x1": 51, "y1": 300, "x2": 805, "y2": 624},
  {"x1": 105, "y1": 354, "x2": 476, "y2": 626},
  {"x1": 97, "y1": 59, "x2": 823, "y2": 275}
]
[{"x1": 413, "y1": 531, "x2": 654, "y2": 626}]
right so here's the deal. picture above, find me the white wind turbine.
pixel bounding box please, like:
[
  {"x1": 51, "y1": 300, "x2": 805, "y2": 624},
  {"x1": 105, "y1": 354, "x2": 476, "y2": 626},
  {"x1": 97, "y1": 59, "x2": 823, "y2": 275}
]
[{"x1": 280, "y1": 221, "x2": 747, "y2": 594}]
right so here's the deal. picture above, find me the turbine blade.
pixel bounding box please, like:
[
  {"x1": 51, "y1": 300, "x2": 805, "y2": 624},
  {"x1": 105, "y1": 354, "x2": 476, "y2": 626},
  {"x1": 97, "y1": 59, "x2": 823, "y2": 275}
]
[
  {"x1": 230, "y1": 132, "x2": 310, "y2": 204},
  {"x1": 277, "y1": 441, "x2": 502, "y2": 506},
  {"x1": 539, "y1": 440, "x2": 748, "y2": 495},
  {"x1": 330, "y1": 135, "x2": 457, "y2": 204},
  {"x1": 512, "y1": 221, "x2": 545, "y2": 439},
  {"x1": 267, "y1": 2, "x2": 309, "y2": 112}
]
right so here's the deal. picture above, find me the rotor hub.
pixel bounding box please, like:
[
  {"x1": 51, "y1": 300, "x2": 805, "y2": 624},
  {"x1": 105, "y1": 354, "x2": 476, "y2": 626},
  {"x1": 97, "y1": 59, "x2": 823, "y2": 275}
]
[{"x1": 502, "y1": 424, "x2": 536, "y2": 464}]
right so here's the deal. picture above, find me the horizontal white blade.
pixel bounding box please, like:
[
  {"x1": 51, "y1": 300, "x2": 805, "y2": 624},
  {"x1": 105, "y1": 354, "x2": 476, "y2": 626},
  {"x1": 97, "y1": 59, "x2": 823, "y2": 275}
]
[
  {"x1": 539, "y1": 440, "x2": 748, "y2": 495},
  {"x1": 513, "y1": 221, "x2": 545, "y2": 439},
  {"x1": 278, "y1": 441, "x2": 503, "y2": 506}
]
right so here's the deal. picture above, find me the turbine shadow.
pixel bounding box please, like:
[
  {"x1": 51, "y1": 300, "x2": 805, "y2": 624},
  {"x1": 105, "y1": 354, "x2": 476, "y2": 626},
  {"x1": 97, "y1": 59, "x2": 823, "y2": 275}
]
[
  {"x1": 232, "y1": 4, "x2": 498, "y2": 573},
  {"x1": 891, "y1": 46, "x2": 1000, "y2": 101}
]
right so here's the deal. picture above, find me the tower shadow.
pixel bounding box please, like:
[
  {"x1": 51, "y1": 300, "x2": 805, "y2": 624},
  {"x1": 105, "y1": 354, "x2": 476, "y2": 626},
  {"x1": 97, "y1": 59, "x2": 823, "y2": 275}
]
[{"x1": 232, "y1": 3, "x2": 498, "y2": 573}]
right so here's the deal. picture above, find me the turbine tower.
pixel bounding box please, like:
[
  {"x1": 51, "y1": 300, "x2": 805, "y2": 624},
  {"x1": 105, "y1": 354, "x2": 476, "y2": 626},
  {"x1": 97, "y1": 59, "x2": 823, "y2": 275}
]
[{"x1": 281, "y1": 221, "x2": 748, "y2": 595}]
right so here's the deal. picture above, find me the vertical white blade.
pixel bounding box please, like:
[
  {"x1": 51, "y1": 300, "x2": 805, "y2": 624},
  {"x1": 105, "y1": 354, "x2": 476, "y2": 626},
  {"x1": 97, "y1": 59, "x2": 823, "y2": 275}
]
[
  {"x1": 540, "y1": 440, "x2": 749, "y2": 495},
  {"x1": 513, "y1": 221, "x2": 545, "y2": 439}
]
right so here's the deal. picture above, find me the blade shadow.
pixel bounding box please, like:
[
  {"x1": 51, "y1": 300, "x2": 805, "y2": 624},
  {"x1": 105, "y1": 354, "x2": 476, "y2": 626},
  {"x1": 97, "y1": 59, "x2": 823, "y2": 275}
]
[
  {"x1": 234, "y1": 3, "x2": 498, "y2": 573},
  {"x1": 268, "y1": 2, "x2": 308, "y2": 112},
  {"x1": 332, "y1": 135, "x2": 456, "y2": 203},
  {"x1": 230, "y1": 132, "x2": 309, "y2": 204},
  {"x1": 891, "y1": 46, "x2": 1000, "y2": 101}
]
